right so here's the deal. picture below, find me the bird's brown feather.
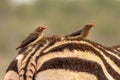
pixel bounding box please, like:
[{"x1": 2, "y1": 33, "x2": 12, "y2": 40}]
[{"x1": 16, "y1": 33, "x2": 39, "y2": 50}]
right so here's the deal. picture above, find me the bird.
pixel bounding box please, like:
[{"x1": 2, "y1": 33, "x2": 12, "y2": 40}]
[
  {"x1": 65, "y1": 24, "x2": 95, "y2": 39},
  {"x1": 16, "y1": 26, "x2": 47, "y2": 50}
]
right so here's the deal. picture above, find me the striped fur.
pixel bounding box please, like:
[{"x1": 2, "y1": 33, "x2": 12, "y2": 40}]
[{"x1": 4, "y1": 36, "x2": 120, "y2": 80}]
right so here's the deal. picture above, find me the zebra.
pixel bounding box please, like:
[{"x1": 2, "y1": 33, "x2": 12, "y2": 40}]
[{"x1": 4, "y1": 35, "x2": 120, "y2": 80}]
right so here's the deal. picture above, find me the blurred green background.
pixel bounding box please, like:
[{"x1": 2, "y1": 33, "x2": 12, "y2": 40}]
[{"x1": 1, "y1": 0, "x2": 120, "y2": 79}]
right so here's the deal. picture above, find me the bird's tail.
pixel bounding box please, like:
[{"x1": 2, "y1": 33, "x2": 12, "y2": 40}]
[{"x1": 16, "y1": 46, "x2": 20, "y2": 50}]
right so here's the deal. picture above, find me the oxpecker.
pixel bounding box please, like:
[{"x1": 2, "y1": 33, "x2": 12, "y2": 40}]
[
  {"x1": 66, "y1": 24, "x2": 95, "y2": 39},
  {"x1": 16, "y1": 26, "x2": 47, "y2": 50}
]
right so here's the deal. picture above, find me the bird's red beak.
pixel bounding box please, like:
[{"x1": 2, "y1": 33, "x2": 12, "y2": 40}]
[
  {"x1": 90, "y1": 24, "x2": 95, "y2": 27},
  {"x1": 41, "y1": 26, "x2": 47, "y2": 29}
]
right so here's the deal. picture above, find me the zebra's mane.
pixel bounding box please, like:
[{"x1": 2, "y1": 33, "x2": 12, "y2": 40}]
[
  {"x1": 18, "y1": 35, "x2": 120, "y2": 57},
  {"x1": 18, "y1": 35, "x2": 108, "y2": 54}
]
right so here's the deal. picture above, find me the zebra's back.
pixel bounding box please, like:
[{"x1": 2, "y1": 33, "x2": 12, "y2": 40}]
[{"x1": 4, "y1": 36, "x2": 120, "y2": 80}]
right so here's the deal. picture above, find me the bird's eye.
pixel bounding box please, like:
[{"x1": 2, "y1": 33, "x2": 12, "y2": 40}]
[{"x1": 40, "y1": 27, "x2": 44, "y2": 30}]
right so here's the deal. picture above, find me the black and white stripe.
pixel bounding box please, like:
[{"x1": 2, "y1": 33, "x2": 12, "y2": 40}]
[{"x1": 4, "y1": 36, "x2": 120, "y2": 80}]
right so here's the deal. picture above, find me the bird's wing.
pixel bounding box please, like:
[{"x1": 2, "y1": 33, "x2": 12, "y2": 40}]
[
  {"x1": 67, "y1": 30, "x2": 82, "y2": 37},
  {"x1": 20, "y1": 33, "x2": 39, "y2": 47}
]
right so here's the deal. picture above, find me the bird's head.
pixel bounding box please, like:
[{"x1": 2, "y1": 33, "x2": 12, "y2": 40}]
[
  {"x1": 35, "y1": 26, "x2": 47, "y2": 33},
  {"x1": 83, "y1": 24, "x2": 95, "y2": 30}
]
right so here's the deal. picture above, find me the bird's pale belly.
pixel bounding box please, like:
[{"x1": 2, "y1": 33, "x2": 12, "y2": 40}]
[
  {"x1": 35, "y1": 69, "x2": 97, "y2": 80},
  {"x1": 31, "y1": 36, "x2": 42, "y2": 45}
]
